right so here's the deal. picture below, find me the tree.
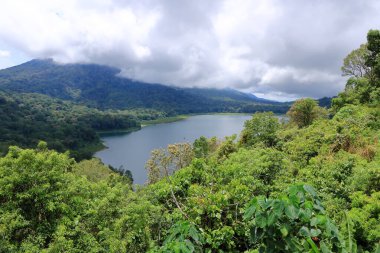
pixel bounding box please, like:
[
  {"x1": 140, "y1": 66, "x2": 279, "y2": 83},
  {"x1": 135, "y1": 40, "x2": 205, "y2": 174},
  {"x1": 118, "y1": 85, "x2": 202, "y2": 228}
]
[
  {"x1": 193, "y1": 136, "x2": 209, "y2": 158},
  {"x1": 332, "y1": 30, "x2": 380, "y2": 110},
  {"x1": 287, "y1": 98, "x2": 328, "y2": 128},
  {"x1": 0, "y1": 143, "x2": 159, "y2": 252},
  {"x1": 146, "y1": 143, "x2": 194, "y2": 184},
  {"x1": 366, "y1": 29, "x2": 380, "y2": 80},
  {"x1": 341, "y1": 44, "x2": 372, "y2": 78},
  {"x1": 239, "y1": 112, "x2": 280, "y2": 147},
  {"x1": 216, "y1": 135, "x2": 238, "y2": 162}
]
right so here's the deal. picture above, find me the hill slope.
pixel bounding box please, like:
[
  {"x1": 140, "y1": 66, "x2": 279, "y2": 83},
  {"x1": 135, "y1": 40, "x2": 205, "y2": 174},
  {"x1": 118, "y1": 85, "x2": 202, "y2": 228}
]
[
  {"x1": 0, "y1": 59, "x2": 289, "y2": 114},
  {"x1": 0, "y1": 91, "x2": 140, "y2": 160}
]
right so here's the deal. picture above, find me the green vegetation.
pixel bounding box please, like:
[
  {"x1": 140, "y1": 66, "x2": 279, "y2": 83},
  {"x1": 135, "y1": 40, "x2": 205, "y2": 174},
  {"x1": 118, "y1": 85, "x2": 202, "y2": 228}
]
[
  {"x1": 0, "y1": 30, "x2": 379, "y2": 252},
  {"x1": 239, "y1": 112, "x2": 280, "y2": 147},
  {"x1": 0, "y1": 143, "x2": 156, "y2": 252},
  {"x1": 243, "y1": 185, "x2": 346, "y2": 252},
  {"x1": 287, "y1": 98, "x2": 328, "y2": 128},
  {"x1": 141, "y1": 115, "x2": 189, "y2": 126},
  {"x1": 332, "y1": 29, "x2": 380, "y2": 111},
  {"x1": 0, "y1": 91, "x2": 140, "y2": 160}
]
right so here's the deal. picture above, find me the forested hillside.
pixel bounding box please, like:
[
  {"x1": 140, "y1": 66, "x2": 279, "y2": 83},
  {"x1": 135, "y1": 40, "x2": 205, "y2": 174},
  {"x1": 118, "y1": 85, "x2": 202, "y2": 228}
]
[
  {"x1": 0, "y1": 31, "x2": 378, "y2": 252},
  {"x1": 0, "y1": 91, "x2": 140, "y2": 160},
  {"x1": 0, "y1": 59, "x2": 290, "y2": 114}
]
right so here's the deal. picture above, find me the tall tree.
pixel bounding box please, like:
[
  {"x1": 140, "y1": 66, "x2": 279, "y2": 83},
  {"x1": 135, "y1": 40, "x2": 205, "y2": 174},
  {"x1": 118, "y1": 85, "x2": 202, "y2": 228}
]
[
  {"x1": 239, "y1": 112, "x2": 280, "y2": 147},
  {"x1": 287, "y1": 98, "x2": 328, "y2": 128},
  {"x1": 366, "y1": 29, "x2": 380, "y2": 81},
  {"x1": 342, "y1": 44, "x2": 372, "y2": 78},
  {"x1": 333, "y1": 29, "x2": 380, "y2": 110},
  {"x1": 146, "y1": 143, "x2": 194, "y2": 184}
]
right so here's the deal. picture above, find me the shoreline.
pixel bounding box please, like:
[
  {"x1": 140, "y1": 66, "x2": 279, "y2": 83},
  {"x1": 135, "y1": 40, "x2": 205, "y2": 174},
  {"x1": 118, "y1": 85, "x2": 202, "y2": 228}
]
[
  {"x1": 94, "y1": 112, "x2": 282, "y2": 154},
  {"x1": 141, "y1": 115, "x2": 189, "y2": 126},
  {"x1": 97, "y1": 126, "x2": 142, "y2": 136},
  {"x1": 96, "y1": 112, "x2": 273, "y2": 136}
]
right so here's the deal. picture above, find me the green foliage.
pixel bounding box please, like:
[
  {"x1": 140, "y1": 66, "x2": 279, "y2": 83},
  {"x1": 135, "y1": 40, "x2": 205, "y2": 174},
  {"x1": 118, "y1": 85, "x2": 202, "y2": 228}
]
[
  {"x1": 341, "y1": 44, "x2": 372, "y2": 78},
  {"x1": 333, "y1": 30, "x2": 380, "y2": 110},
  {"x1": 144, "y1": 98, "x2": 379, "y2": 251},
  {"x1": 0, "y1": 91, "x2": 140, "y2": 160},
  {"x1": 244, "y1": 185, "x2": 346, "y2": 252},
  {"x1": 146, "y1": 143, "x2": 194, "y2": 184},
  {"x1": 366, "y1": 29, "x2": 380, "y2": 80},
  {"x1": 74, "y1": 158, "x2": 117, "y2": 182},
  {"x1": 287, "y1": 98, "x2": 328, "y2": 128},
  {"x1": 193, "y1": 136, "x2": 209, "y2": 159},
  {"x1": 347, "y1": 192, "x2": 380, "y2": 252},
  {"x1": 1, "y1": 101, "x2": 379, "y2": 252},
  {"x1": 155, "y1": 221, "x2": 203, "y2": 253},
  {"x1": 0, "y1": 144, "x2": 159, "y2": 252},
  {"x1": 239, "y1": 112, "x2": 280, "y2": 147},
  {"x1": 216, "y1": 135, "x2": 238, "y2": 162}
]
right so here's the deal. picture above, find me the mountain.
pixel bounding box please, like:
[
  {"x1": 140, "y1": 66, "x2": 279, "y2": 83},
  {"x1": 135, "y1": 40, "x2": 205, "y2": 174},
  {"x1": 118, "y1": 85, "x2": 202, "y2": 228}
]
[
  {"x1": 0, "y1": 59, "x2": 289, "y2": 114},
  {"x1": 317, "y1": 96, "x2": 334, "y2": 108},
  {"x1": 184, "y1": 87, "x2": 279, "y2": 104}
]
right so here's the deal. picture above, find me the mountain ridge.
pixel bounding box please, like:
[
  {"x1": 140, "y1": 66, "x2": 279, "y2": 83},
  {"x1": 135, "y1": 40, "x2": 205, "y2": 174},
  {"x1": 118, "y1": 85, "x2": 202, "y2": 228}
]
[{"x1": 0, "y1": 59, "x2": 291, "y2": 114}]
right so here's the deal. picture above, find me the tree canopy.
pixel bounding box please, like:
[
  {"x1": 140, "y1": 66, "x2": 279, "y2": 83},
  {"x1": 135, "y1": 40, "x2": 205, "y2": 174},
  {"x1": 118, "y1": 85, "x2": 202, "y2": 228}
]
[
  {"x1": 287, "y1": 98, "x2": 328, "y2": 128},
  {"x1": 333, "y1": 29, "x2": 380, "y2": 110}
]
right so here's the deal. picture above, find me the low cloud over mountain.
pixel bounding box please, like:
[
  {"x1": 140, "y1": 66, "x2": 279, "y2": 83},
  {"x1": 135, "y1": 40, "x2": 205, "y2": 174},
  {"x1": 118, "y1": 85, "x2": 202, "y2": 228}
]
[{"x1": 0, "y1": 0, "x2": 379, "y2": 100}]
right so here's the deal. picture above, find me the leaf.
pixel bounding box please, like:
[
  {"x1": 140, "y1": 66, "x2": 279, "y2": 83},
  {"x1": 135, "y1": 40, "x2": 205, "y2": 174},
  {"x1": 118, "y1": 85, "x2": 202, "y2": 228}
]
[
  {"x1": 313, "y1": 201, "x2": 325, "y2": 213},
  {"x1": 299, "y1": 226, "x2": 310, "y2": 237},
  {"x1": 298, "y1": 208, "x2": 310, "y2": 222},
  {"x1": 255, "y1": 212, "x2": 267, "y2": 228},
  {"x1": 304, "y1": 200, "x2": 314, "y2": 210},
  {"x1": 287, "y1": 237, "x2": 304, "y2": 252},
  {"x1": 303, "y1": 185, "x2": 317, "y2": 197},
  {"x1": 182, "y1": 240, "x2": 195, "y2": 253},
  {"x1": 289, "y1": 185, "x2": 302, "y2": 197},
  {"x1": 188, "y1": 227, "x2": 200, "y2": 243},
  {"x1": 267, "y1": 212, "x2": 277, "y2": 226},
  {"x1": 273, "y1": 200, "x2": 284, "y2": 216},
  {"x1": 280, "y1": 226, "x2": 288, "y2": 237},
  {"x1": 244, "y1": 205, "x2": 257, "y2": 220},
  {"x1": 285, "y1": 205, "x2": 299, "y2": 220},
  {"x1": 310, "y1": 228, "x2": 321, "y2": 237},
  {"x1": 320, "y1": 241, "x2": 330, "y2": 253},
  {"x1": 257, "y1": 197, "x2": 267, "y2": 209},
  {"x1": 316, "y1": 215, "x2": 327, "y2": 225},
  {"x1": 310, "y1": 217, "x2": 318, "y2": 226},
  {"x1": 289, "y1": 194, "x2": 300, "y2": 206}
]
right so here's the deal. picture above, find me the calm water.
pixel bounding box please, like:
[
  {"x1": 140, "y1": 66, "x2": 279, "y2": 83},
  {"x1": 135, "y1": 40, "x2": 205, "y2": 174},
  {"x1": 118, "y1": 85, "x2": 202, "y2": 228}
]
[{"x1": 95, "y1": 114, "x2": 252, "y2": 184}]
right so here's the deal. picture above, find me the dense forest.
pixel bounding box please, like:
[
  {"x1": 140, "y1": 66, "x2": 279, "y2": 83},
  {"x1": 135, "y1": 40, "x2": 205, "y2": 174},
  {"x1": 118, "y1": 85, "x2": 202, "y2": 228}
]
[
  {"x1": 0, "y1": 91, "x2": 140, "y2": 160},
  {"x1": 0, "y1": 30, "x2": 379, "y2": 252}
]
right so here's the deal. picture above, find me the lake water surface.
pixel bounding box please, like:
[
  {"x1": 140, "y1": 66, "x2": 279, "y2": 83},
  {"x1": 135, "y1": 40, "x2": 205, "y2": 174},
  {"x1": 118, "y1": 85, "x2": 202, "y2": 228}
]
[{"x1": 95, "y1": 114, "x2": 252, "y2": 184}]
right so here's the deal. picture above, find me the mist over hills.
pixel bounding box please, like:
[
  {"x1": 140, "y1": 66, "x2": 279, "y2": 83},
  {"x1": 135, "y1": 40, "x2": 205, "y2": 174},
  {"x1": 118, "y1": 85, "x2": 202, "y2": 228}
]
[{"x1": 0, "y1": 59, "x2": 291, "y2": 114}]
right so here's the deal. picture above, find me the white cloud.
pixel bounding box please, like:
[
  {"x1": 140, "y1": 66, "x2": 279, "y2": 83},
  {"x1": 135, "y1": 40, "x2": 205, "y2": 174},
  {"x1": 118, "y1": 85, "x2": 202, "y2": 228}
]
[
  {"x1": 0, "y1": 50, "x2": 10, "y2": 57},
  {"x1": 0, "y1": 0, "x2": 379, "y2": 100}
]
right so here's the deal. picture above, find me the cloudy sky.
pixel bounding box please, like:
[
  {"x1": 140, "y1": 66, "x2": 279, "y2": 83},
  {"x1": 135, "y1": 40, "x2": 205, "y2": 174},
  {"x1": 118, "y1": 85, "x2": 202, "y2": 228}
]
[{"x1": 0, "y1": 0, "x2": 379, "y2": 101}]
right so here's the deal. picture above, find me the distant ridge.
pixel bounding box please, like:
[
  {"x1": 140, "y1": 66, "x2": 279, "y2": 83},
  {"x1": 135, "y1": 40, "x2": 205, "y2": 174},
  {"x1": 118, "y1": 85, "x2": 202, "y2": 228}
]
[{"x1": 0, "y1": 59, "x2": 290, "y2": 114}]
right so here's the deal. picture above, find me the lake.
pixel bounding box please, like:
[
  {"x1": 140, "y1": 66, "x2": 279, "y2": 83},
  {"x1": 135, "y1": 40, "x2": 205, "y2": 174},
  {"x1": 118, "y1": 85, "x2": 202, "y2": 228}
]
[{"x1": 95, "y1": 114, "x2": 253, "y2": 184}]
